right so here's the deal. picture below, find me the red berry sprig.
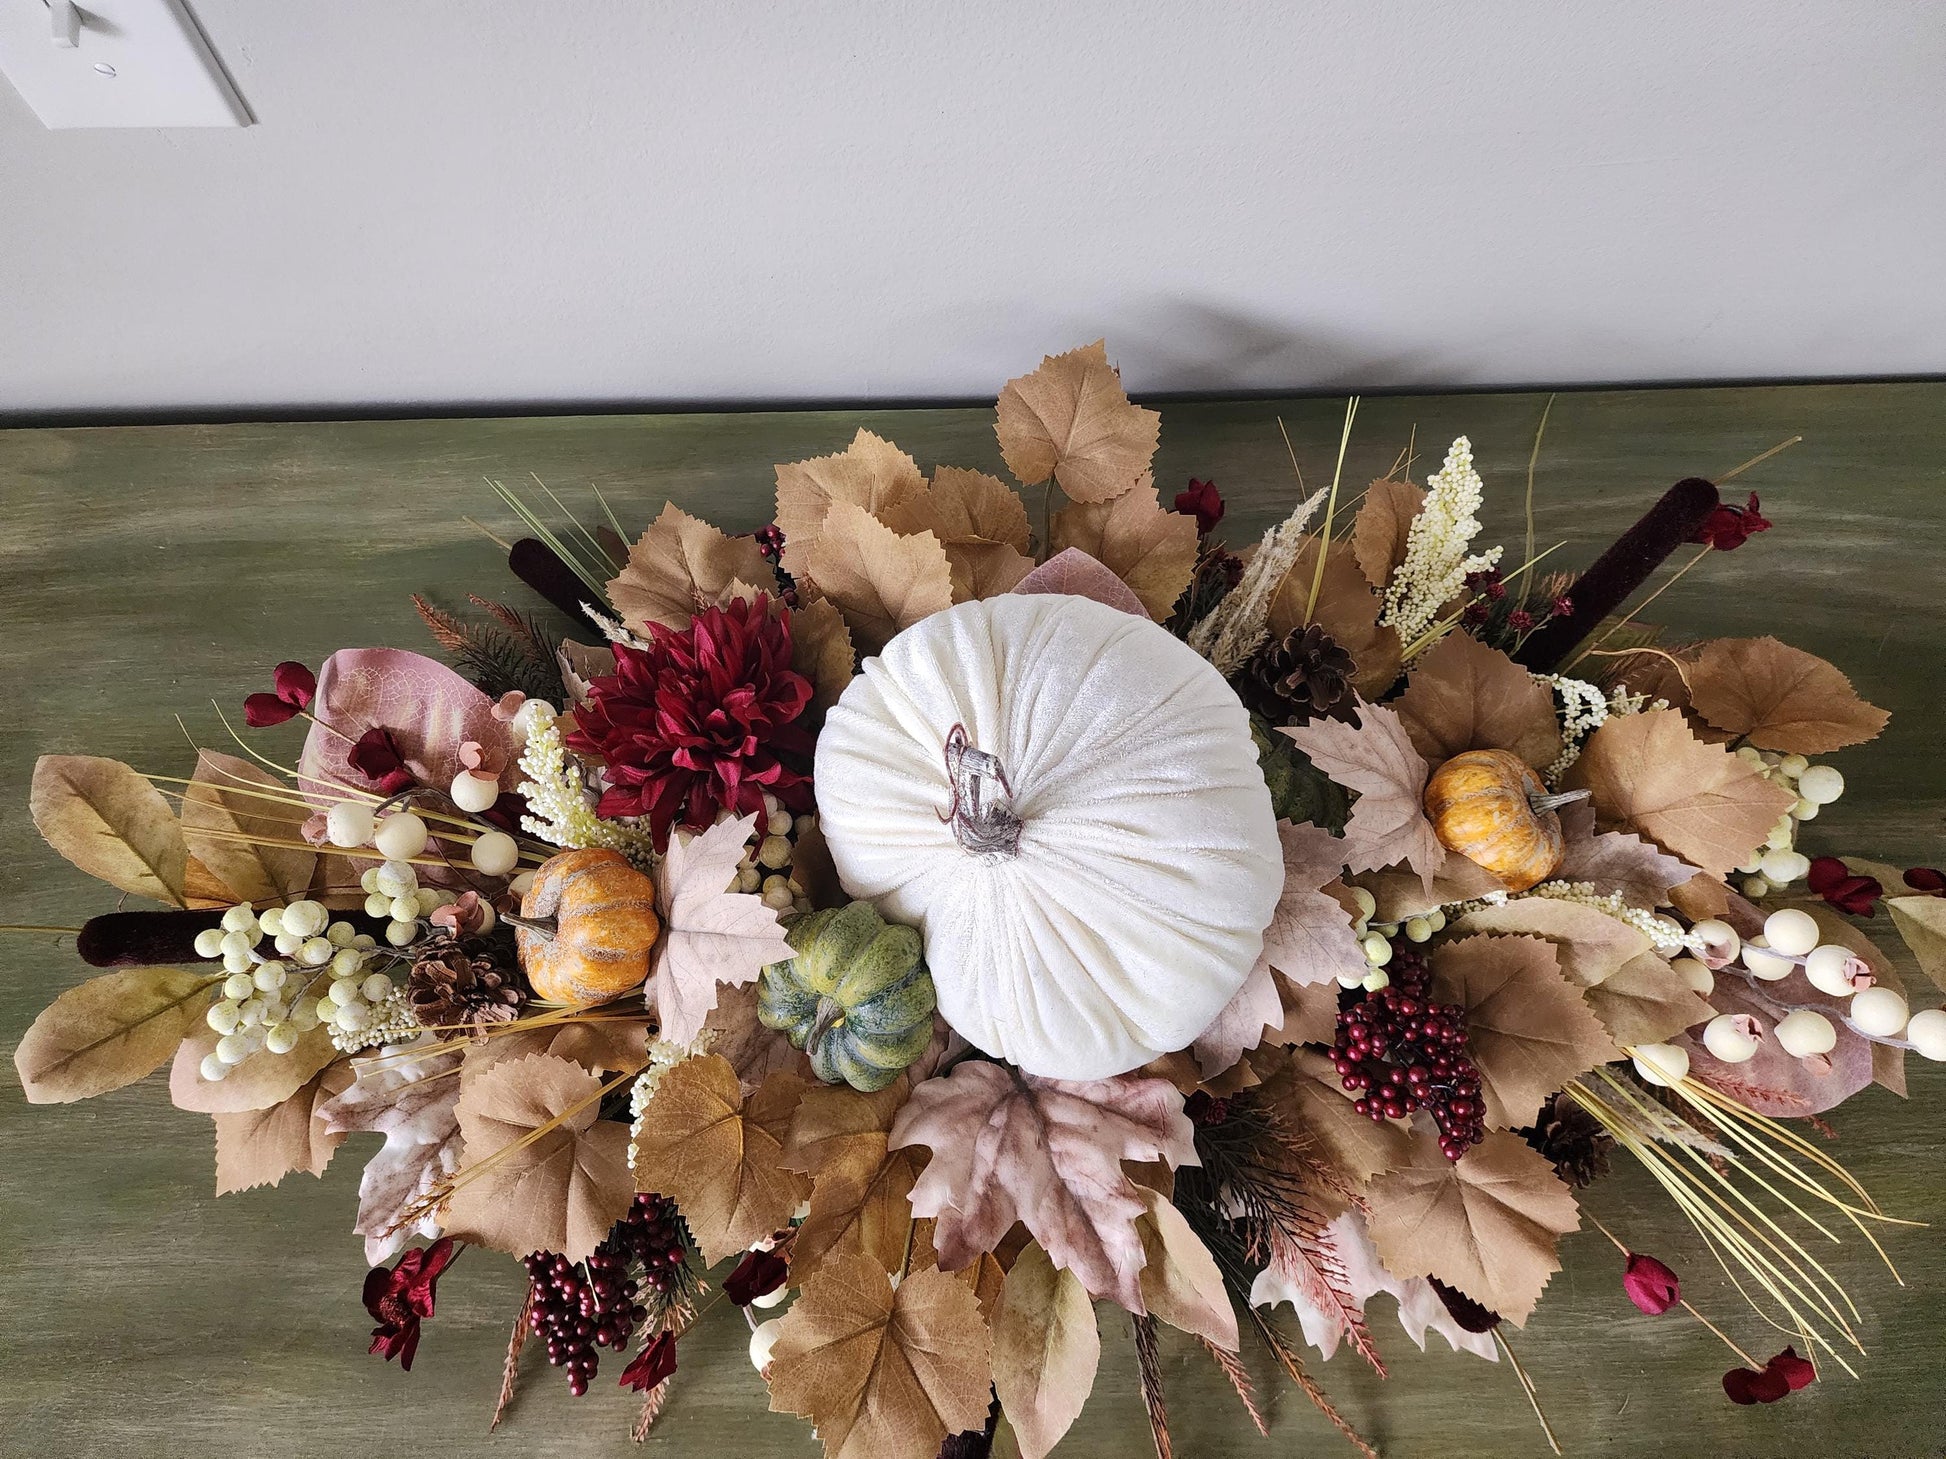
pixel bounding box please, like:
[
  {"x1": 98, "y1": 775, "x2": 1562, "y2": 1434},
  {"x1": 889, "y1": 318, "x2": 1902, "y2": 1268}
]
[
  {"x1": 1332, "y1": 948, "x2": 1486, "y2": 1161},
  {"x1": 522, "y1": 1193, "x2": 687, "y2": 1396}
]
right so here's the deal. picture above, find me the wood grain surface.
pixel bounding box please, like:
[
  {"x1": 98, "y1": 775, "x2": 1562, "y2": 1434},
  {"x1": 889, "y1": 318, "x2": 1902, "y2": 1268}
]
[{"x1": 3, "y1": 385, "x2": 1943, "y2": 1459}]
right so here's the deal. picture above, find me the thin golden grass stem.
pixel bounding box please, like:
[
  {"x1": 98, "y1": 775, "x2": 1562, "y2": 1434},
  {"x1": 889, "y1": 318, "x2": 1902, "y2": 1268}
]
[
  {"x1": 464, "y1": 516, "x2": 514, "y2": 551},
  {"x1": 0, "y1": 924, "x2": 85, "y2": 935},
  {"x1": 1522, "y1": 394, "x2": 1555, "y2": 602},
  {"x1": 1718, "y1": 434, "x2": 1802, "y2": 483},
  {"x1": 1493, "y1": 1330, "x2": 1562, "y2": 1457},
  {"x1": 1300, "y1": 397, "x2": 1360, "y2": 624}
]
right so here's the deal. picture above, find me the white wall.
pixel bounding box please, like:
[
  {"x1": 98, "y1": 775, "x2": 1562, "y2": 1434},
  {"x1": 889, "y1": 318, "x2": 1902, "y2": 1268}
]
[{"x1": 1, "y1": 1, "x2": 1941, "y2": 417}]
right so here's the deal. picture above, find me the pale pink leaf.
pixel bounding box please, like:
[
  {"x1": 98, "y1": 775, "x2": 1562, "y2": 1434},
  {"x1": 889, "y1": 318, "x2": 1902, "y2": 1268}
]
[
  {"x1": 1011, "y1": 547, "x2": 1149, "y2": 618},
  {"x1": 299, "y1": 648, "x2": 515, "y2": 805},
  {"x1": 317, "y1": 1048, "x2": 465, "y2": 1264},
  {"x1": 1282, "y1": 703, "x2": 1444, "y2": 891},
  {"x1": 1191, "y1": 951, "x2": 1284, "y2": 1078},
  {"x1": 1265, "y1": 821, "x2": 1369, "y2": 985},
  {"x1": 649, "y1": 813, "x2": 793, "y2": 1045}
]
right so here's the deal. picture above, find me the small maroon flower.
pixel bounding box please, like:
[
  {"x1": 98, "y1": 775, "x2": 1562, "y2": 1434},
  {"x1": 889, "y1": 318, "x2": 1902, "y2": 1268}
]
[
  {"x1": 1622, "y1": 1252, "x2": 1681, "y2": 1314},
  {"x1": 1807, "y1": 856, "x2": 1883, "y2": 917},
  {"x1": 364, "y1": 1237, "x2": 458, "y2": 1372},
  {"x1": 1549, "y1": 595, "x2": 1574, "y2": 619},
  {"x1": 1692, "y1": 491, "x2": 1772, "y2": 552},
  {"x1": 724, "y1": 1247, "x2": 790, "y2": 1306},
  {"x1": 1905, "y1": 866, "x2": 1946, "y2": 895},
  {"x1": 1173, "y1": 479, "x2": 1225, "y2": 535},
  {"x1": 1183, "y1": 1091, "x2": 1230, "y2": 1127},
  {"x1": 1724, "y1": 1346, "x2": 1816, "y2": 1405},
  {"x1": 1508, "y1": 608, "x2": 1535, "y2": 632},
  {"x1": 348, "y1": 726, "x2": 416, "y2": 796},
  {"x1": 243, "y1": 660, "x2": 316, "y2": 727},
  {"x1": 618, "y1": 1332, "x2": 678, "y2": 1392},
  {"x1": 1462, "y1": 600, "x2": 1491, "y2": 627}
]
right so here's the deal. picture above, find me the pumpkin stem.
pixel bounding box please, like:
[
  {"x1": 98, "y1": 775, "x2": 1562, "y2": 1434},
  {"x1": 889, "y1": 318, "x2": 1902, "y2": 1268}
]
[
  {"x1": 1528, "y1": 788, "x2": 1592, "y2": 815},
  {"x1": 500, "y1": 912, "x2": 558, "y2": 941},
  {"x1": 806, "y1": 996, "x2": 845, "y2": 1057},
  {"x1": 938, "y1": 724, "x2": 1023, "y2": 860}
]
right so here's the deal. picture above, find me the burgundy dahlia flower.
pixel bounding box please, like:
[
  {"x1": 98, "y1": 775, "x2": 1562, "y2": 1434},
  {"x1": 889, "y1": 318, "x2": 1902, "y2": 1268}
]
[{"x1": 566, "y1": 595, "x2": 814, "y2": 848}]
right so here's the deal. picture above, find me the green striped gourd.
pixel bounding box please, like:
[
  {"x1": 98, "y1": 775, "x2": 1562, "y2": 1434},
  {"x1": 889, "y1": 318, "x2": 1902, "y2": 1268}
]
[{"x1": 757, "y1": 900, "x2": 935, "y2": 1091}]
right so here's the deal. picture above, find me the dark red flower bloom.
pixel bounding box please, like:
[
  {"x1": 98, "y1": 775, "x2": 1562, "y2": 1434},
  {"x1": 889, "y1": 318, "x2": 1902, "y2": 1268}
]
[
  {"x1": 618, "y1": 1332, "x2": 678, "y2": 1392},
  {"x1": 1905, "y1": 866, "x2": 1946, "y2": 895},
  {"x1": 1549, "y1": 596, "x2": 1574, "y2": 619},
  {"x1": 363, "y1": 1237, "x2": 458, "y2": 1372},
  {"x1": 1622, "y1": 1252, "x2": 1681, "y2": 1314},
  {"x1": 1724, "y1": 1346, "x2": 1816, "y2": 1405},
  {"x1": 1173, "y1": 479, "x2": 1225, "y2": 535},
  {"x1": 566, "y1": 595, "x2": 814, "y2": 849},
  {"x1": 1508, "y1": 608, "x2": 1535, "y2": 632},
  {"x1": 348, "y1": 725, "x2": 416, "y2": 796},
  {"x1": 724, "y1": 1247, "x2": 790, "y2": 1306},
  {"x1": 243, "y1": 660, "x2": 317, "y2": 727},
  {"x1": 1691, "y1": 491, "x2": 1772, "y2": 552},
  {"x1": 1807, "y1": 855, "x2": 1883, "y2": 916}
]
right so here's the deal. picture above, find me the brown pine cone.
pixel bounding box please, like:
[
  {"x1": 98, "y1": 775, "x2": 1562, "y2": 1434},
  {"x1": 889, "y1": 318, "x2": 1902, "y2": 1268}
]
[
  {"x1": 408, "y1": 935, "x2": 525, "y2": 1035},
  {"x1": 1238, "y1": 623, "x2": 1356, "y2": 725},
  {"x1": 1520, "y1": 1092, "x2": 1612, "y2": 1188}
]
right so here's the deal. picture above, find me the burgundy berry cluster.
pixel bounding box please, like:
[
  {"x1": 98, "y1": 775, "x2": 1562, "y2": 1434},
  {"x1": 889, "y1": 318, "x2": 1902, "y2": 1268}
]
[
  {"x1": 523, "y1": 1193, "x2": 686, "y2": 1396},
  {"x1": 1332, "y1": 949, "x2": 1486, "y2": 1161}
]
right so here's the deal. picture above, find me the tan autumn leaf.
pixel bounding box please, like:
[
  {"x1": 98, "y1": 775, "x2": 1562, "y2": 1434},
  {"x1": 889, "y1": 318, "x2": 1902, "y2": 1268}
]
[
  {"x1": 1565, "y1": 708, "x2": 1796, "y2": 878},
  {"x1": 767, "y1": 1253, "x2": 993, "y2": 1459},
  {"x1": 790, "y1": 596, "x2": 856, "y2": 713},
  {"x1": 1887, "y1": 895, "x2": 1946, "y2": 992},
  {"x1": 630, "y1": 1056, "x2": 809, "y2": 1264},
  {"x1": 179, "y1": 750, "x2": 318, "y2": 905},
  {"x1": 30, "y1": 754, "x2": 188, "y2": 906},
  {"x1": 994, "y1": 340, "x2": 1160, "y2": 503},
  {"x1": 443, "y1": 1051, "x2": 635, "y2": 1263},
  {"x1": 212, "y1": 1063, "x2": 353, "y2": 1195},
  {"x1": 1454, "y1": 899, "x2": 1712, "y2": 1048},
  {"x1": 992, "y1": 1240, "x2": 1100, "y2": 1459},
  {"x1": 910, "y1": 1224, "x2": 1009, "y2": 1322},
  {"x1": 459, "y1": 1012, "x2": 652, "y2": 1078},
  {"x1": 805, "y1": 501, "x2": 955, "y2": 655},
  {"x1": 1282, "y1": 703, "x2": 1445, "y2": 890},
  {"x1": 1429, "y1": 933, "x2": 1619, "y2": 1129},
  {"x1": 1346, "y1": 857, "x2": 1505, "y2": 924},
  {"x1": 891, "y1": 1061, "x2": 1197, "y2": 1310},
  {"x1": 13, "y1": 966, "x2": 218, "y2": 1104},
  {"x1": 942, "y1": 540, "x2": 1036, "y2": 602},
  {"x1": 650, "y1": 812, "x2": 794, "y2": 1046},
  {"x1": 1391, "y1": 632, "x2": 1563, "y2": 771},
  {"x1": 1048, "y1": 485, "x2": 1197, "y2": 621},
  {"x1": 608, "y1": 502, "x2": 777, "y2": 633},
  {"x1": 775, "y1": 428, "x2": 928, "y2": 574},
  {"x1": 1552, "y1": 800, "x2": 1696, "y2": 909},
  {"x1": 1135, "y1": 1187, "x2": 1238, "y2": 1349},
  {"x1": 170, "y1": 1021, "x2": 338, "y2": 1114},
  {"x1": 782, "y1": 1078, "x2": 923, "y2": 1273},
  {"x1": 1365, "y1": 1128, "x2": 1580, "y2": 1324},
  {"x1": 705, "y1": 979, "x2": 816, "y2": 1097},
  {"x1": 1257, "y1": 1047, "x2": 1413, "y2": 1194},
  {"x1": 1687, "y1": 637, "x2": 1890, "y2": 754},
  {"x1": 1350, "y1": 477, "x2": 1425, "y2": 592},
  {"x1": 882, "y1": 467, "x2": 1032, "y2": 551},
  {"x1": 1267, "y1": 538, "x2": 1403, "y2": 699}
]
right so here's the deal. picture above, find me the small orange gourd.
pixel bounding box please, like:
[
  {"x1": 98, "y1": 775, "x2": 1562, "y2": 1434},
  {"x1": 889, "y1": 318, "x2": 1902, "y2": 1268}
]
[
  {"x1": 512, "y1": 848, "x2": 660, "y2": 1005},
  {"x1": 1423, "y1": 748, "x2": 1589, "y2": 892}
]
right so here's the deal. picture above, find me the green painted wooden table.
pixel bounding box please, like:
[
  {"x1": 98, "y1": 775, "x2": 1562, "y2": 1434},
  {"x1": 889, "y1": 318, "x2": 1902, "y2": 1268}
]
[{"x1": 3, "y1": 385, "x2": 1943, "y2": 1459}]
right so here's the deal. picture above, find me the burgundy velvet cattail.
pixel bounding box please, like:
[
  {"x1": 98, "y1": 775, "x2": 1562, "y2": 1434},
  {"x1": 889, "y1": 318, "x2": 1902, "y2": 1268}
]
[
  {"x1": 509, "y1": 538, "x2": 603, "y2": 633},
  {"x1": 1512, "y1": 477, "x2": 1720, "y2": 672}
]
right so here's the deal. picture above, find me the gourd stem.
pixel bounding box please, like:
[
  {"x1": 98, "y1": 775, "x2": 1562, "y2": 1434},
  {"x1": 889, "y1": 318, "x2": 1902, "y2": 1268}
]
[
  {"x1": 1529, "y1": 789, "x2": 1592, "y2": 815},
  {"x1": 806, "y1": 996, "x2": 844, "y2": 1057},
  {"x1": 939, "y1": 724, "x2": 1023, "y2": 860},
  {"x1": 500, "y1": 912, "x2": 558, "y2": 941}
]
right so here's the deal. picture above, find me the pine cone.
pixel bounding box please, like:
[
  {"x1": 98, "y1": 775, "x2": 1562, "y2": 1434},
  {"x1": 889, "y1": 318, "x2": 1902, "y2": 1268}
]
[
  {"x1": 408, "y1": 935, "x2": 525, "y2": 1035},
  {"x1": 1520, "y1": 1093, "x2": 1612, "y2": 1188},
  {"x1": 1238, "y1": 624, "x2": 1356, "y2": 725}
]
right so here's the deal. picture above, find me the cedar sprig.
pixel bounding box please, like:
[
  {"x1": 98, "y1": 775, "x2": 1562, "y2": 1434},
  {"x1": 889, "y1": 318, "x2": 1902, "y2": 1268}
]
[{"x1": 413, "y1": 592, "x2": 567, "y2": 701}]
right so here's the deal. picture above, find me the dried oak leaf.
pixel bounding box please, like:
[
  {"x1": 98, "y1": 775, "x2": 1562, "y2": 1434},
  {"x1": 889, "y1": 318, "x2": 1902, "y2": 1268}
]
[
  {"x1": 1048, "y1": 485, "x2": 1198, "y2": 621},
  {"x1": 1365, "y1": 1127, "x2": 1580, "y2": 1325},
  {"x1": 767, "y1": 1252, "x2": 993, "y2": 1459},
  {"x1": 890, "y1": 1061, "x2": 1196, "y2": 1310},
  {"x1": 805, "y1": 501, "x2": 955, "y2": 655},
  {"x1": 608, "y1": 502, "x2": 777, "y2": 633},
  {"x1": 882, "y1": 467, "x2": 1032, "y2": 552},
  {"x1": 1454, "y1": 899, "x2": 1712, "y2": 1048},
  {"x1": 30, "y1": 754, "x2": 187, "y2": 906},
  {"x1": 443, "y1": 1051, "x2": 634, "y2": 1263},
  {"x1": 789, "y1": 596, "x2": 857, "y2": 715},
  {"x1": 1552, "y1": 800, "x2": 1695, "y2": 909},
  {"x1": 1135, "y1": 1187, "x2": 1238, "y2": 1349},
  {"x1": 995, "y1": 340, "x2": 1160, "y2": 503},
  {"x1": 14, "y1": 967, "x2": 217, "y2": 1104},
  {"x1": 180, "y1": 750, "x2": 317, "y2": 905},
  {"x1": 1350, "y1": 478, "x2": 1425, "y2": 592},
  {"x1": 1391, "y1": 632, "x2": 1563, "y2": 771},
  {"x1": 992, "y1": 1240, "x2": 1100, "y2": 1459},
  {"x1": 775, "y1": 428, "x2": 928, "y2": 575},
  {"x1": 1565, "y1": 708, "x2": 1796, "y2": 879},
  {"x1": 630, "y1": 1056, "x2": 809, "y2": 1264},
  {"x1": 1687, "y1": 637, "x2": 1890, "y2": 754},
  {"x1": 213, "y1": 1062, "x2": 353, "y2": 1195},
  {"x1": 649, "y1": 812, "x2": 794, "y2": 1046},
  {"x1": 1282, "y1": 704, "x2": 1444, "y2": 891},
  {"x1": 1429, "y1": 934, "x2": 1619, "y2": 1129},
  {"x1": 1011, "y1": 546, "x2": 1149, "y2": 617},
  {"x1": 317, "y1": 1048, "x2": 465, "y2": 1264},
  {"x1": 782, "y1": 1077, "x2": 923, "y2": 1274},
  {"x1": 1267, "y1": 538, "x2": 1403, "y2": 699}
]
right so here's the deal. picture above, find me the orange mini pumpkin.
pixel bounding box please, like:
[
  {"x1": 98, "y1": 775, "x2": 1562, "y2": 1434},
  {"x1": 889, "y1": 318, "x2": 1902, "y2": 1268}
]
[
  {"x1": 1423, "y1": 748, "x2": 1589, "y2": 892},
  {"x1": 512, "y1": 848, "x2": 660, "y2": 1005}
]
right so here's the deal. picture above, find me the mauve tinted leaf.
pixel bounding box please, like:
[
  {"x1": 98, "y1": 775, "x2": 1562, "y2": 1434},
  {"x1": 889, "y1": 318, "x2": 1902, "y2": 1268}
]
[{"x1": 298, "y1": 648, "x2": 514, "y2": 807}]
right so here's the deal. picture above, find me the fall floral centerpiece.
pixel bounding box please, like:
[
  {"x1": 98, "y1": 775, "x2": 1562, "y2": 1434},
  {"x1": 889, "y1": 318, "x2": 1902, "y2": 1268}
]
[{"x1": 15, "y1": 343, "x2": 1946, "y2": 1459}]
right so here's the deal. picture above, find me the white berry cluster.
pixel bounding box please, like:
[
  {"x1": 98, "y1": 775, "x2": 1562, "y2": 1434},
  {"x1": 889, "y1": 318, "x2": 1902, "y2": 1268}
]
[
  {"x1": 190, "y1": 899, "x2": 377, "y2": 1079},
  {"x1": 627, "y1": 1029, "x2": 717, "y2": 1170},
  {"x1": 1728, "y1": 749, "x2": 1846, "y2": 900},
  {"x1": 515, "y1": 701, "x2": 657, "y2": 870},
  {"x1": 360, "y1": 858, "x2": 470, "y2": 947},
  {"x1": 732, "y1": 796, "x2": 816, "y2": 915},
  {"x1": 1532, "y1": 674, "x2": 1660, "y2": 785},
  {"x1": 325, "y1": 793, "x2": 521, "y2": 881},
  {"x1": 1380, "y1": 436, "x2": 1502, "y2": 653},
  {"x1": 1332, "y1": 885, "x2": 1449, "y2": 992}
]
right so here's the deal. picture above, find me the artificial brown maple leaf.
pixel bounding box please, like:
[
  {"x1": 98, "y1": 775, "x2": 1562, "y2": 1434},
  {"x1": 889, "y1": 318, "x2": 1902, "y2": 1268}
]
[
  {"x1": 1254, "y1": 1047, "x2": 1413, "y2": 1197},
  {"x1": 1686, "y1": 636, "x2": 1889, "y2": 754},
  {"x1": 1428, "y1": 933, "x2": 1619, "y2": 1129},
  {"x1": 774, "y1": 428, "x2": 928, "y2": 574},
  {"x1": 443, "y1": 1052, "x2": 635, "y2": 1263},
  {"x1": 180, "y1": 750, "x2": 317, "y2": 905},
  {"x1": 1566, "y1": 708, "x2": 1796, "y2": 878},
  {"x1": 212, "y1": 1063, "x2": 352, "y2": 1195},
  {"x1": 317, "y1": 1048, "x2": 464, "y2": 1264},
  {"x1": 1346, "y1": 857, "x2": 1505, "y2": 923},
  {"x1": 767, "y1": 1253, "x2": 993, "y2": 1459},
  {"x1": 629, "y1": 1055, "x2": 809, "y2": 1264},
  {"x1": 1350, "y1": 477, "x2": 1425, "y2": 592},
  {"x1": 1365, "y1": 1127, "x2": 1580, "y2": 1325},
  {"x1": 1048, "y1": 485, "x2": 1198, "y2": 620},
  {"x1": 458, "y1": 1012, "x2": 652, "y2": 1079},
  {"x1": 1282, "y1": 703, "x2": 1445, "y2": 890},
  {"x1": 788, "y1": 596, "x2": 857, "y2": 714},
  {"x1": 890, "y1": 1061, "x2": 1197, "y2": 1310},
  {"x1": 804, "y1": 501, "x2": 955, "y2": 655},
  {"x1": 995, "y1": 340, "x2": 1160, "y2": 503},
  {"x1": 649, "y1": 812, "x2": 793, "y2": 1046},
  {"x1": 1390, "y1": 632, "x2": 1563, "y2": 771},
  {"x1": 1887, "y1": 894, "x2": 1946, "y2": 992},
  {"x1": 1192, "y1": 952, "x2": 1286, "y2": 1077},
  {"x1": 882, "y1": 467, "x2": 1033, "y2": 551},
  {"x1": 992, "y1": 1241, "x2": 1100, "y2": 1459},
  {"x1": 1267, "y1": 538, "x2": 1403, "y2": 699},
  {"x1": 607, "y1": 503, "x2": 778, "y2": 633},
  {"x1": 1551, "y1": 799, "x2": 1695, "y2": 909},
  {"x1": 782, "y1": 1077, "x2": 924, "y2": 1273}
]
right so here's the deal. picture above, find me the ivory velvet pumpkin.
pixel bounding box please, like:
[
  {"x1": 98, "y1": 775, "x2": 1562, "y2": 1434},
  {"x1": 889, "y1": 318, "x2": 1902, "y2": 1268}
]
[
  {"x1": 513, "y1": 848, "x2": 660, "y2": 1005},
  {"x1": 1423, "y1": 748, "x2": 1585, "y2": 891},
  {"x1": 811, "y1": 594, "x2": 1282, "y2": 1080}
]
